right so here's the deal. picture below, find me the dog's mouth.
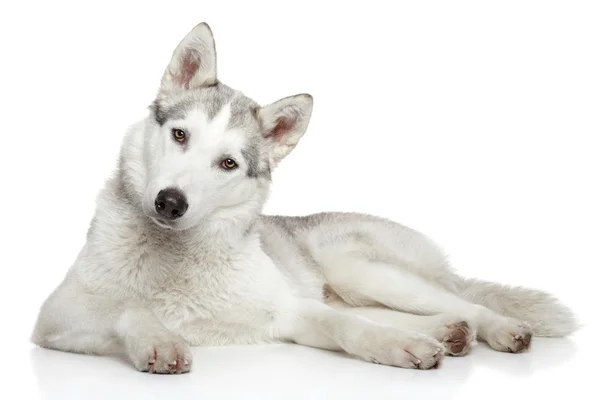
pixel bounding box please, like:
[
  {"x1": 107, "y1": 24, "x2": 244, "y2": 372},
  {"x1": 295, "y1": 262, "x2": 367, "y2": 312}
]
[{"x1": 150, "y1": 216, "x2": 177, "y2": 230}]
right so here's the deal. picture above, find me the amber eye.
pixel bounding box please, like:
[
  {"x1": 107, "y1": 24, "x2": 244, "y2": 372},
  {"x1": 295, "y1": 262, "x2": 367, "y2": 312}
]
[
  {"x1": 172, "y1": 128, "x2": 186, "y2": 142},
  {"x1": 221, "y1": 158, "x2": 238, "y2": 170}
]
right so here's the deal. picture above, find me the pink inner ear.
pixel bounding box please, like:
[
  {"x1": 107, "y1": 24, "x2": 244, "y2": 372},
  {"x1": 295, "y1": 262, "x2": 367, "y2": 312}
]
[
  {"x1": 174, "y1": 50, "x2": 201, "y2": 89},
  {"x1": 270, "y1": 115, "x2": 297, "y2": 140}
]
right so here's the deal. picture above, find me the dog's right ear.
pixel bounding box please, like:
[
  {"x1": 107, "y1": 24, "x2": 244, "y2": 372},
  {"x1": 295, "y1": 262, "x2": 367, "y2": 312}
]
[{"x1": 158, "y1": 22, "x2": 217, "y2": 96}]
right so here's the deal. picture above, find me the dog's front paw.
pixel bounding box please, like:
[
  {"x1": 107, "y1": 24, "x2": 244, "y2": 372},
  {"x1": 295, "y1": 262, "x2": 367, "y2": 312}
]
[
  {"x1": 126, "y1": 333, "x2": 192, "y2": 374},
  {"x1": 484, "y1": 317, "x2": 533, "y2": 353},
  {"x1": 358, "y1": 329, "x2": 445, "y2": 370}
]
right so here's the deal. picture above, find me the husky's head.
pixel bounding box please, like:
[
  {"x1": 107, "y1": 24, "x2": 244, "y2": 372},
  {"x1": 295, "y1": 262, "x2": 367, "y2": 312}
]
[{"x1": 120, "y1": 23, "x2": 312, "y2": 231}]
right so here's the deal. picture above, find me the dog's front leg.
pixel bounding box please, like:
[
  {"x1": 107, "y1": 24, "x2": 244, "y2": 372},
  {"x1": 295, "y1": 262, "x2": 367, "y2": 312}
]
[
  {"x1": 274, "y1": 299, "x2": 445, "y2": 369},
  {"x1": 31, "y1": 280, "x2": 192, "y2": 373}
]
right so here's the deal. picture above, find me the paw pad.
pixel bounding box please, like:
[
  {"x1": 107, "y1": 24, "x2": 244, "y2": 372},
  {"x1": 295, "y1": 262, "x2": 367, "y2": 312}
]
[{"x1": 442, "y1": 321, "x2": 473, "y2": 356}]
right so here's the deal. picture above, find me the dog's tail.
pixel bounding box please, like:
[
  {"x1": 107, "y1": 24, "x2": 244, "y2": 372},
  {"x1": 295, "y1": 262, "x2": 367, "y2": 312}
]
[{"x1": 453, "y1": 277, "x2": 579, "y2": 337}]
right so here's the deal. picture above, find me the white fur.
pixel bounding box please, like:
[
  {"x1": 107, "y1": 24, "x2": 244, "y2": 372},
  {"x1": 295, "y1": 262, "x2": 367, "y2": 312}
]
[{"x1": 31, "y1": 22, "x2": 578, "y2": 374}]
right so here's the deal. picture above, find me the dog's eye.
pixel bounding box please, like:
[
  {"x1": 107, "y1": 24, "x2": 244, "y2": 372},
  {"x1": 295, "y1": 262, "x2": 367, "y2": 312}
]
[
  {"x1": 220, "y1": 158, "x2": 238, "y2": 170},
  {"x1": 172, "y1": 128, "x2": 186, "y2": 143}
]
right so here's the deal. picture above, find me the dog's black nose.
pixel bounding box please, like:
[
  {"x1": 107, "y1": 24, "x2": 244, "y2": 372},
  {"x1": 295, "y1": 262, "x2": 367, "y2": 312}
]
[{"x1": 155, "y1": 188, "x2": 188, "y2": 220}]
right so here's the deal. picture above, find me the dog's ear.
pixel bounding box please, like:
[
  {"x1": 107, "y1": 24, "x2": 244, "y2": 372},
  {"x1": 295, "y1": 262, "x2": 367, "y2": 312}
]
[
  {"x1": 159, "y1": 22, "x2": 217, "y2": 96},
  {"x1": 256, "y1": 94, "x2": 313, "y2": 167}
]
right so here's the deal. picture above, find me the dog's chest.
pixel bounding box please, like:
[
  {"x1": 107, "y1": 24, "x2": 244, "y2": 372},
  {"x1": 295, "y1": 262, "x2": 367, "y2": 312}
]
[
  {"x1": 81, "y1": 218, "x2": 292, "y2": 332},
  {"x1": 144, "y1": 257, "x2": 247, "y2": 327},
  {"x1": 130, "y1": 240, "x2": 286, "y2": 331}
]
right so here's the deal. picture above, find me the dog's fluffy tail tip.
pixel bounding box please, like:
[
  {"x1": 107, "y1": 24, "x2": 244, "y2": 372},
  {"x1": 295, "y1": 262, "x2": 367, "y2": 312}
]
[{"x1": 459, "y1": 278, "x2": 580, "y2": 337}]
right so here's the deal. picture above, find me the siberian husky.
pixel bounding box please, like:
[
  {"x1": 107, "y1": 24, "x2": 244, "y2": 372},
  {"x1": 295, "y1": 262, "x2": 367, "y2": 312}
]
[{"x1": 32, "y1": 22, "x2": 577, "y2": 373}]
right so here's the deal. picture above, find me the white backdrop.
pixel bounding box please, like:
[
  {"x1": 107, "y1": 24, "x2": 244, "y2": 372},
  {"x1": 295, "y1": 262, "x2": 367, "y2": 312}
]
[{"x1": 0, "y1": 1, "x2": 598, "y2": 399}]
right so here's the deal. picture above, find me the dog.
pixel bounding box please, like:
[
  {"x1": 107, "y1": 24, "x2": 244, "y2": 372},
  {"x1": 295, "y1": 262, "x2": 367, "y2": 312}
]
[{"x1": 32, "y1": 22, "x2": 578, "y2": 373}]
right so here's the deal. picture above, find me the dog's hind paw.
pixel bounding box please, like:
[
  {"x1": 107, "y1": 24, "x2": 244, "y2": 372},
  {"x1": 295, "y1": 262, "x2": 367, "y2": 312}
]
[
  {"x1": 484, "y1": 318, "x2": 533, "y2": 353},
  {"x1": 427, "y1": 315, "x2": 476, "y2": 356},
  {"x1": 438, "y1": 321, "x2": 474, "y2": 356}
]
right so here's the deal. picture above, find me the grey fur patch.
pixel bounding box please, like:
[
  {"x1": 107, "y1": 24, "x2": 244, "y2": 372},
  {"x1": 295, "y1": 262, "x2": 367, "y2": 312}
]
[
  {"x1": 240, "y1": 146, "x2": 260, "y2": 178},
  {"x1": 151, "y1": 83, "x2": 238, "y2": 125},
  {"x1": 227, "y1": 95, "x2": 258, "y2": 130},
  {"x1": 151, "y1": 99, "x2": 190, "y2": 125},
  {"x1": 241, "y1": 137, "x2": 270, "y2": 179},
  {"x1": 203, "y1": 84, "x2": 236, "y2": 120}
]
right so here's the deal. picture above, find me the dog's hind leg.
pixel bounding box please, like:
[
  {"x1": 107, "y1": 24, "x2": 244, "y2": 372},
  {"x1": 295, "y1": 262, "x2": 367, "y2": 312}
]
[
  {"x1": 321, "y1": 256, "x2": 534, "y2": 353},
  {"x1": 274, "y1": 298, "x2": 445, "y2": 369},
  {"x1": 323, "y1": 284, "x2": 474, "y2": 356},
  {"x1": 299, "y1": 213, "x2": 576, "y2": 338},
  {"x1": 31, "y1": 278, "x2": 193, "y2": 373}
]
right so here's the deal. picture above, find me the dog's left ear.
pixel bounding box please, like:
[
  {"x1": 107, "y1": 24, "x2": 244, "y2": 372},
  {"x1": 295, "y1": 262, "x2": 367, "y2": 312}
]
[
  {"x1": 159, "y1": 22, "x2": 217, "y2": 96},
  {"x1": 256, "y1": 94, "x2": 313, "y2": 167}
]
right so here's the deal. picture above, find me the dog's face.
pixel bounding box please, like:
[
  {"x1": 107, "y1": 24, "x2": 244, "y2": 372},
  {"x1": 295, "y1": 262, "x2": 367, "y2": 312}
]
[{"x1": 136, "y1": 23, "x2": 312, "y2": 231}]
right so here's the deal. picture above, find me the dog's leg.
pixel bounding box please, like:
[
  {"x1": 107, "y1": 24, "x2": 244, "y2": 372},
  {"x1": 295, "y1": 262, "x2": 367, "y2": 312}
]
[
  {"x1": 323, "y1": 257, "x2": 533, "y2": 353},
  {"x1": 31, "y1": 280, "x2": 192, "y2": 373},
  {"x1": 274, "y1": 299, "x2": 445, "y2": 369},
  {"x1": 342, "y1": 307, "x2": 474, "y2": 356},
  {"x1": 323, "y1": 285, "x2": 474, "y2": 356}
]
